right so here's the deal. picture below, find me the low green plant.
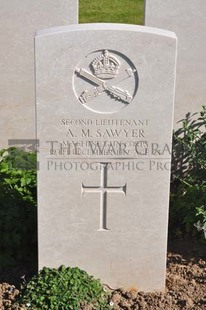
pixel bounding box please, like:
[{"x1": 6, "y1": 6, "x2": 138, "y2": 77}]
[
  {"x1": 170, "y1": 106, "x2": 206, "y2": 239},
  {"x1": 0, "y1": 147, "x2": 37, "y2": 267},
  {"x1": 18, "y1": 265, "x2": 110, "y2": 310}
]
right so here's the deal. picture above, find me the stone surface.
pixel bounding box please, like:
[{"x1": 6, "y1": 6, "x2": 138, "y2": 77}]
[
  {"x1": 144, "y1": 0, "x2": 206, "y2": 125},
  {"x1": 0, "y1": 0, "x2": 78, "y2": 148},
  {"x1": 36, "y1": 24, "x2": 177, "y2": 291}
]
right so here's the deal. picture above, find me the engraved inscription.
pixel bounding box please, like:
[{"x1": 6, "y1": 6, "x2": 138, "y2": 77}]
[
  {"x1": 81, "y1": 163, "x2": 127, "y2": 230},
  {"x1": 46, "y1": 118, "x2": 154, "y2": 158}
]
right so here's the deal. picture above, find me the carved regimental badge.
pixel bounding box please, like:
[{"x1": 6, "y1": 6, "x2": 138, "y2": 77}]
[{"x1": 73, "y1": 50, "x2": 138, "y2": 113}]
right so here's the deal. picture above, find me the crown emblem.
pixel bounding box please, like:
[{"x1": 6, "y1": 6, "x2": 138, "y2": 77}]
[{"x1": 90, "y1": 50, "x2": 120, "y2": 79}]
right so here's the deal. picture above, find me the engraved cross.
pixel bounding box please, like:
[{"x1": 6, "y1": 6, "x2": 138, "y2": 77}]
[{"x1": 81, "y1": 163, "x2": 127, "y2": 231}]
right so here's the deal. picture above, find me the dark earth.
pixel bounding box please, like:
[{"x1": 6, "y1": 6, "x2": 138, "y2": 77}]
[{"x1": 0, "y1": 238, "x2": 206, "y2": 310}]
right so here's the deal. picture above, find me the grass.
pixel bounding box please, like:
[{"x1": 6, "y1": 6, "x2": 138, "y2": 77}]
[{"x1": 79, "y1": 0, "x2": 144, "y2": 25}]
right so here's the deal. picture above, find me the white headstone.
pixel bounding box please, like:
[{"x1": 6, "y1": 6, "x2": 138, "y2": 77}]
[
  {"x1": 36, "y1": 24, "x2": 177, "y2": 291},
  {"x1": 144, "y1": 0, "x2": 206, "y2": 125},
  {"x1": 0, "y1": 0, "x2": 78, "y2": 149}
]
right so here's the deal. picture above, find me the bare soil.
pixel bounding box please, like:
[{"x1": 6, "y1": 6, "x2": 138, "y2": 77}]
[{"x1": 0, "y1": 238, "x2": 206, "y2": 309}]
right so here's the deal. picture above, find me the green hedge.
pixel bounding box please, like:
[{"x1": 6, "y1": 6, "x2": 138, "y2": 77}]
[
  {"x1": 170, "y1": 106, "x2": 206, "y2": 238},
  {"x1": 0, "y1": 148, "x2": 37, "y2": 268}
]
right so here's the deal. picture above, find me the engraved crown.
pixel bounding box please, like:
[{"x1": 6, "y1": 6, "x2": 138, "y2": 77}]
[{"x1": 91, "y1": 50, "x2": 120, "y2": 79}]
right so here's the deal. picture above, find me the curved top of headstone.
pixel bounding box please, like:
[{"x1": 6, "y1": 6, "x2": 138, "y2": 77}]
[{"x1": 35, "y1": 23, "x2": 177, "y2": 40}]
